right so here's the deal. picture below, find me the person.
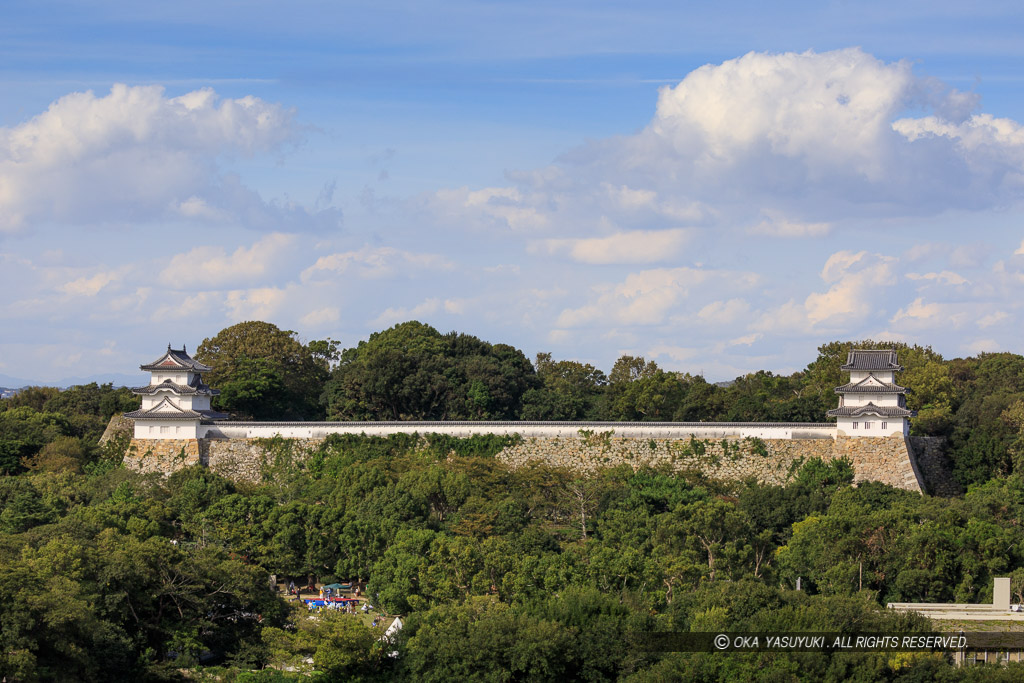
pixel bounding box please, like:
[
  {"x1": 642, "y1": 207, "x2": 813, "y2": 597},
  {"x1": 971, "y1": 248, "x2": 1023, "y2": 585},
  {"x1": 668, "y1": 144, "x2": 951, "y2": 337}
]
[{"x1": 288, "y1": 580, "x2": 296, "y2": 595}]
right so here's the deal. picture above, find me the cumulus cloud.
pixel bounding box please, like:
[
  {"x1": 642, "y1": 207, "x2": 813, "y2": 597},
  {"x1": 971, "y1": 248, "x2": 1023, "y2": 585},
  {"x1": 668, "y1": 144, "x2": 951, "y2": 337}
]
[
  {"x1": 300, "y1": 307, "x2": 341, "y2": 328},
  {"x1": 225, "y1": 286, "x2": 290, "y2": 321},
  {"x1": 749, "y1": 214, "x2": 830, "y2": 238},
  {"x1": 752, "y1": 250, "x2": 899, "y2": 334},
  {"x1": 978, "y1": 311, "x2": 1010, "y2": 328},
  {"x1": 370, "y1": 297, "x2": 464, "y2": 327},
  {"x1": 556, "y1": 266, "x2": 757, "y2": 328},
  {"x1": 696, "y1": 298, "x2": 751, "y2": 324},
  {"x1": 424, "y1": 48, "x2": 1024, "y2": 251},
  {"x1": 59, "y1": 270, "x2": 123, "y2": 297},
  {"x1": 0, "y1": 84, "x2": 340, "y2": 231},
  {"x1": 159, "y1": 233, "x2": 296, "y2": 288},
  {"x1": 532, "y1": 228, "x2": 692, "y2": 264},
  {"x1": 301, "y1": 246, "x2": 454, "y2": 281},
  {"x1": 429, "y1": 186, "x2": 550, "y2": 232},
  {"x1": 905, "y1": 270, "x2": 969, "y2": 286},
  {"x1": 804, "y1": 251, "x2": 897, "y2": 325},
  {"x1": 891, "y1": 297, "x2": 945, "y2": 324}
]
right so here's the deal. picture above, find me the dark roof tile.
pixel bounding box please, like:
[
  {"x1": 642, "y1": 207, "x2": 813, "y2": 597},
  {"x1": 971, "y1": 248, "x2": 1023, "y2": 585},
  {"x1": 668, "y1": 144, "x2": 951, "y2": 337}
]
[{"x1": 140, "y1": 345, "x2": 213, "y2": 372}]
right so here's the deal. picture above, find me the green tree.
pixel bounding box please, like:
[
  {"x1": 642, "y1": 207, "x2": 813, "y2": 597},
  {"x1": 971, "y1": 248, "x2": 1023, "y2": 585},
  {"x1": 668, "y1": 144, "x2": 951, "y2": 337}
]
[
  {"x1": 399, "y1": 597, "x2": 573, "y2": 682},
  {"x1": 322, "y1": 321, "x2": 538, "y2": 421},
  {"x1": 521, "y1": 353, "x2": 607, "y2": 420},
  {"x1": 196, "y1": 321, "x2": 329, "y2": 420},
  {"x1": 0, "y1": 407, "x2": 73, "y2": 475}
]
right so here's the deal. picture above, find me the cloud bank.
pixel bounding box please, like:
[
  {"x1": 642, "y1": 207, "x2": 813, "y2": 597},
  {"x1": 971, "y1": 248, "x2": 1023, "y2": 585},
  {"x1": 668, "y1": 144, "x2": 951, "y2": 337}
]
[{"x1": 0, "y1": 84, "x2": 341, "y2": 232}]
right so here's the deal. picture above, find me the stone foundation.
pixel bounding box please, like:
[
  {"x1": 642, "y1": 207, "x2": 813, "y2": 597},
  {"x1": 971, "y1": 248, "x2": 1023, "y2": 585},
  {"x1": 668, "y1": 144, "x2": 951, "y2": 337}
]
[
  {"x1": 909, "y1": 436, "x2": 961, "y2": 497},
  {"x1": 125, "y1": 438, "x2": 203, "y2": 474},
  {"x1": 123, "y1": 430, "x2": 947, "y2": 493},
  {"x1": 205, "y1": 437, "x2": 323, "y2": 483},
  {"x1": 498, "y1": 433, "x2": 923, "y2": 491}
]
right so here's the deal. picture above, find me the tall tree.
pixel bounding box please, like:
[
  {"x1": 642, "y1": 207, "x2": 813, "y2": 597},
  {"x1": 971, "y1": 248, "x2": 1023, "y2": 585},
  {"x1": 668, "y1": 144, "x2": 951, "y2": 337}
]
[
  {"x1": 195, "y1": 321, "x2": 330, "y2": 420},
  {"x1": 322, "y1": 321, "x2": 537, "y2": 421}
]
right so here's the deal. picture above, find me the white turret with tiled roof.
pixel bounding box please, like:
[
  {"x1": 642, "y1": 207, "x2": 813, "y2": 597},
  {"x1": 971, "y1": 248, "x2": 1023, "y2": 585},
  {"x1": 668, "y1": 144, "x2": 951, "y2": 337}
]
[
  {"x1": 827, "y1": 349, "x2": 916, "y2": 437},
  {"x1": 125, "y1": 345, "x2": 228, "y2": 439}
]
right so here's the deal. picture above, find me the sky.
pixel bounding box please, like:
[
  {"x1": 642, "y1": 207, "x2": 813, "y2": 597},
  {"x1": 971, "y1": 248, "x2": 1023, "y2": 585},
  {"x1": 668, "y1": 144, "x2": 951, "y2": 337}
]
[{"x1": 2, "y1": 1, "x2": 1024, "y2": 385}]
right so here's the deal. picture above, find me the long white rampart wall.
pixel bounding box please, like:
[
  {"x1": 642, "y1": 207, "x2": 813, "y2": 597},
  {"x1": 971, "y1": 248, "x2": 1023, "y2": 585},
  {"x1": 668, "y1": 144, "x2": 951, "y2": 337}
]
[{"x1": 199, "y1": 421, "x2": 838, "y2": 440}]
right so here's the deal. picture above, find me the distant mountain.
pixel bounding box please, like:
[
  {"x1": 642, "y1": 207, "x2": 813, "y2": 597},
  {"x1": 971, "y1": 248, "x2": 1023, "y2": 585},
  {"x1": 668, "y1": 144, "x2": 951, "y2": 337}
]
[{"x1": 0, "y1": 372, "x2": 148, "y2": 390}]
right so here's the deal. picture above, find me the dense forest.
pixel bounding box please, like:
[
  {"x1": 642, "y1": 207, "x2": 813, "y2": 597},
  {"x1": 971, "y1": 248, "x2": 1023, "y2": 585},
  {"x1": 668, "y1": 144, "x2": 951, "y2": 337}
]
[{"x1": 3, "y1": 320, "x2": 1024, "y2": 680}]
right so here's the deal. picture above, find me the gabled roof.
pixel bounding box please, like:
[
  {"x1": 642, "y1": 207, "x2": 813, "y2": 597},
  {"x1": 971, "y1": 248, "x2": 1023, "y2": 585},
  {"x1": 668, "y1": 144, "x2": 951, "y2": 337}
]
[
  {"x1": 124, "y1": 396, "x2": 228, "y2": 421},
  {"x1": 834, "y1": 373, "x2": 908, "y2": 394},
  {"x1": 131, "y1": 378, "x2": 220, "y2": 397},
  {"x1": 140, "y1": 345, "x2": 212, "y2": 372},
  {"x1": 827, "y1": 402, "x2": 916, "y2": 418},
  {"x1": 841, "y1": 349, "x2": 903, "y2": 372}
]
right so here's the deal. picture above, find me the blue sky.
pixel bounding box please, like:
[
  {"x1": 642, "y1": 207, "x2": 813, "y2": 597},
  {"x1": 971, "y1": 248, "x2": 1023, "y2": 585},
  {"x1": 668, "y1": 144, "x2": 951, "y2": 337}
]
[{"x1": 3, "y1": 1, "x2": 1024, "y2": 384}]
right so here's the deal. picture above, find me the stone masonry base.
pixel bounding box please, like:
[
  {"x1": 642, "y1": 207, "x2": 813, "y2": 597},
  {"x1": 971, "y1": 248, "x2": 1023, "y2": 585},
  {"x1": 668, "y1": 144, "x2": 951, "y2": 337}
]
[{"x1": 122, "y1": 432, "x2": 955, "y2": 494}]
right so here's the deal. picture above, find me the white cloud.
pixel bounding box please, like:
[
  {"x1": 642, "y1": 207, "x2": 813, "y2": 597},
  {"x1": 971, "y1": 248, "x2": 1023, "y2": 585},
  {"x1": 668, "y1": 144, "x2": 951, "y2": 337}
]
[
  {"x1": 647, "y1": 344, "x2": 697, "y2": 363},
  {"x1": 752, "y1": 250, "x2": 898, "y2": 333},
  {"x1": 225, "y1": 286, "x2": 289, "y2": 321},
  {"x1": 59, "y1": 270, "x2": 122, "y2": 296},
  {"x1": 805, "y1": 251, "x2": 897, "y2": 325},
  {"x1": 431, "y1": 186, "x2": 549, "y2": 232},
  {"x1": 369, "y1": 297, "x2": 465, "y2": 327},
  {"x1": 159, "y1": 233, "x2": 295, "y2": 288},
  {"x1": 547, "y1": 329, "x2": 571, "y2": 344},
  {"x1": 696, "y1": 298, "x2": 751, "y2": 324},
  {"x1": 150, "y1": 291, "x2": 220, "y2": 321},
  {"x1": 0, "y1": 84, "x2": 340, "y2": 231},
  {"x1": 891, "y1": 297, "x2": 944, "y2": 323},
  {"x1": 727, "y1": 333, "x2": 762, "y2": 347},
  {"x1": 425, "y1": 47, "x2": 1024, "y2": 254},
  {"x1": 750, "y1": 215, "x2": 830, "y2": 238},
  {"x1": 965, "y1": 338, "x2": 1002, "y2": 355},
  {"x1": 301, "y1": 246, "x2": 453, "y2": 281},
  {"x1": 300, "y1": 307, "x2": 341, "y2": 328},
  {"x1": 905, "y1": 270, "x2": 969, "y2": 286},
  {"x1": 532, "y1": 228, "x2": 692, "y2": 264},
  {"x1": 556, "y1": 266, "x2": 756, "y2": 328},
  {"x1": 978, "y1": 311, "x2": 1010, "y2": 328}
]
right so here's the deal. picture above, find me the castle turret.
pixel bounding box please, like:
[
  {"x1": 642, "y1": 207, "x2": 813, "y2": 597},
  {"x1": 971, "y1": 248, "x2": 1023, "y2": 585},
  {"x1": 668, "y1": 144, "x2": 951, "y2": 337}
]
[
  {"x1": 124, "y1": 345, "x2": 228, "y2": 439},
  {"x1": 827, "y1": 349, "x2": 916, "y2": 436}
]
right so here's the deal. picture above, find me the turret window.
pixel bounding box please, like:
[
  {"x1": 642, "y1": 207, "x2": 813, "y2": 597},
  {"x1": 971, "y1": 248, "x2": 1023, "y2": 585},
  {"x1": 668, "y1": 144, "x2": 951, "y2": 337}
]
[
  {"x1": 881, "y1": 422, "x2": 888, "y2": 430},
  {"x1": 852, "y1": 422, "x2": 858, "y2": 429},
  {"x1": 864, "y1": 421, "x2": 872, "y2": 429}
]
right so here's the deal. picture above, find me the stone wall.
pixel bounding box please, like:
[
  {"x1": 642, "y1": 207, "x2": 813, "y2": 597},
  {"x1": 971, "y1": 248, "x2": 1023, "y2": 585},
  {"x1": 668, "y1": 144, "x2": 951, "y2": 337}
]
[
  {"x1": 98, "y1": 414, "x2": 134, "y2": 446},
  {"x1": 125, "y1": 438, "x2": 203, "y2": 474},
  {"x1": 497, "y1": 433, "x2": 924, "y2": 491},
  {"x1": 910, "y1": 436, "x2": 961, "y2": 497},
  {"x1": 122, "y1": 431, "x2": 945, "y2": 493},
  {"x1": 205, "y1": 437, "x2": 324, "y2": 484}
]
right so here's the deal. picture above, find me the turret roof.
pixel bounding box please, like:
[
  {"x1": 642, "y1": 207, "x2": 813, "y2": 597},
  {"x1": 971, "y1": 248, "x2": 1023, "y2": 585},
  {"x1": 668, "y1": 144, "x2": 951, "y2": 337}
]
[
  {"x1": 834, "y1": 373, "x2": 908, "y2": 394},
  {"x1": 124, "y1": 396, "x2": 228, "y2": 421},
  {"x1": 840, "y1": 349, "x2": 903, "y2": 372},
  {"x1": 131, "y1": 376, "x2": 220, "y2": 397},
  {"x1": 140, "y1": 345, "x2": 212, "y2": 372},
  {"x1": 827, "y1": 402, "x2": 916, "y2": 418}
]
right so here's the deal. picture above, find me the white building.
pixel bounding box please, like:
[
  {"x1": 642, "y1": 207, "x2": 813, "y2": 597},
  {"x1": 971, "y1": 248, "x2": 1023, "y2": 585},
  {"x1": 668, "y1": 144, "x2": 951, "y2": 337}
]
[
  {"x1": 125, "y1": 345, "x2": 228, "y2": 439},
  {"x1": 827, "y1": 349, "x2": 916, "y2": 436}
]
